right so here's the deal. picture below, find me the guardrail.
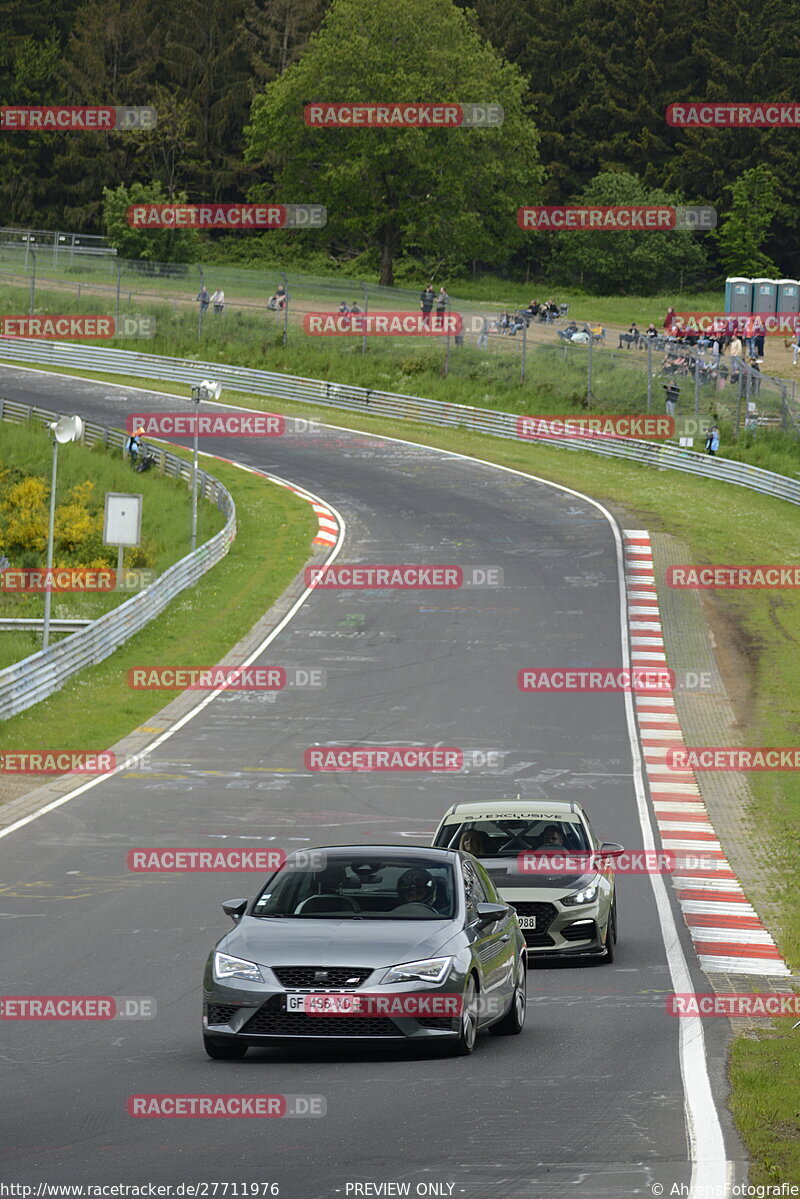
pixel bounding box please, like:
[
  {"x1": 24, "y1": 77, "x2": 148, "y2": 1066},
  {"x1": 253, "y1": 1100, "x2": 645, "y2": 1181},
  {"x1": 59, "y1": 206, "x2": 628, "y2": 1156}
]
[
  {"x1": 2, "y1": 338, "x2": 799, "y2": 510},
  {"x1": 0, "y1": 395, "x2": 236, "y2": 719}
]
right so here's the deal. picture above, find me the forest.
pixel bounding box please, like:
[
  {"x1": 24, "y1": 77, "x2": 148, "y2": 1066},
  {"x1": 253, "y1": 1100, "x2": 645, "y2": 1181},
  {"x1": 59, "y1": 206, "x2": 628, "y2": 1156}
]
[{"x1": 0, "y1": 0, "x2": 796, "y2": 287}]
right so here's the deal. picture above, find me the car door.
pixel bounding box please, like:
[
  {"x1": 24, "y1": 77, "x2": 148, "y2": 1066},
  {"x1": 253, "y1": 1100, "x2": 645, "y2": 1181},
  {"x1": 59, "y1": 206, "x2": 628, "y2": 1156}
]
[{"x1": 462, "y1": 858, "x2": 515, "y2": 1025}]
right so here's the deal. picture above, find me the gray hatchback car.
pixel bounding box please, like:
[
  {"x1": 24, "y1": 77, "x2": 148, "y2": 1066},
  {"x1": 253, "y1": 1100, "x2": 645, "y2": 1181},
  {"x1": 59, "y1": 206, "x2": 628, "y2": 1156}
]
[{"x1": 203, "y1": 845, "x2": 527, "y2": 1057}]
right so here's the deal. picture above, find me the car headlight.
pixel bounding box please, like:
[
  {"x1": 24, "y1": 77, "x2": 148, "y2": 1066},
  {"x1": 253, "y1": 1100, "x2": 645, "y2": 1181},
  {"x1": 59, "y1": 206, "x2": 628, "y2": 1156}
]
[
  {"x1": 214, "y1": 951, "x2": 264, "y2": 983},
  {"x1": 381, "y1": 957, "x2": 453, "y2": 985},
  {"x1": 562, "y1": 880, "x2": 600, "y2": 906}
]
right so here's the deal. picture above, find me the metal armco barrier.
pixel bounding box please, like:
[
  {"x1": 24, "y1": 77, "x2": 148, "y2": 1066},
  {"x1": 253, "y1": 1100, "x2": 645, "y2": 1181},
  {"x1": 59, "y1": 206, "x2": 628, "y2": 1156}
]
[
  {"x1": 1, "y1": 337, "x2": 798, "y2": 508},
  {"x1": 0, "y1": 395, "x2": 236, "y2": 719}
]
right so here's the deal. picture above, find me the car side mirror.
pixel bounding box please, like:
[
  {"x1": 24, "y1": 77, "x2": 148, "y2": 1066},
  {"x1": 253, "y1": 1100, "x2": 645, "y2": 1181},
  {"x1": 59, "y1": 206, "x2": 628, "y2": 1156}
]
[
  {"x1": 222, "y1": 898, "x2": 248, "y2": 922},
  {"x1": 475, "y1": 901, "x2": 510, "y2": 928},
  {"x1": 598, "y1": 843, "x2": 624, "y2": 856}
]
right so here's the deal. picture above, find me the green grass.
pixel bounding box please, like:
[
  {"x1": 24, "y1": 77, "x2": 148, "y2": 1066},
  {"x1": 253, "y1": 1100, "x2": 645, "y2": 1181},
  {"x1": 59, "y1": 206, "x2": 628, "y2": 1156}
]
[
  {"x1": 0, "y1": 420, "x2": 225, "y2": 668},
  {"x1": 1, "y1": 357, "x2": 797, "y2": 1180},
  {"x1": 0, "y1": 447, "x2": 317, "y2": 755}
]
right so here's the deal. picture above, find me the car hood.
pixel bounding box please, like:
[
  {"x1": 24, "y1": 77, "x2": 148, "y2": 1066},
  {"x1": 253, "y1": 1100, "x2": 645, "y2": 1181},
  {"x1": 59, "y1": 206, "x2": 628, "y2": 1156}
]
[
  {"x1": 219, "y1": 916, "x2": 458, "y2": 970},
  {"x1": 483, "y1": 860, "x2": 597, "y2": 895}
]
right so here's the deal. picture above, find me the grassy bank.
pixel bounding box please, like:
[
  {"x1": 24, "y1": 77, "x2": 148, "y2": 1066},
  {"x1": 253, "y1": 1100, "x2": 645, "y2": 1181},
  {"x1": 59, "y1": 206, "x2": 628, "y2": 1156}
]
[
  {"x1": 0, "y1": 420, "x2": 225, "y2": 669},
  {"x1": 0, "y1": 445, "x2": 317, "y2": 760}
]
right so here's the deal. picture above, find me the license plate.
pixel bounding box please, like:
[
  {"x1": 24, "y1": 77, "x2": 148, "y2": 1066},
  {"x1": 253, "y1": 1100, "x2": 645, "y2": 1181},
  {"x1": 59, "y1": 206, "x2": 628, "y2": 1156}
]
[
  {"x1": 286, "y1": 992, "x2": 357, "y2": 1013},
  {"x1": 518, "y1": 916, "x2": 537, "y2": 929},
  {"x1": 286, "y1": 993, "x2": 314, "y2": 1012}
]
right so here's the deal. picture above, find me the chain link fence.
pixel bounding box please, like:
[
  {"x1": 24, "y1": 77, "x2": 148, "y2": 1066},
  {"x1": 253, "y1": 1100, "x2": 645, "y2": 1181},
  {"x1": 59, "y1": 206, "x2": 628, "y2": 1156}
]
[{"x1": 1, "y1": 237, "x2": 798, "y2": 437}]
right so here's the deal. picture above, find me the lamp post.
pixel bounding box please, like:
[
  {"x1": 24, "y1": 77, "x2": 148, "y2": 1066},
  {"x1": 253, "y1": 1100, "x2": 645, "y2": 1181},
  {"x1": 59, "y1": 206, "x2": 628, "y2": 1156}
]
[
  {"x1": 189, "y1": 380, "x2": 221, "y2": 551},
  {"x1": 43, "y1": 415, "x2": 84, "y2": 651}
]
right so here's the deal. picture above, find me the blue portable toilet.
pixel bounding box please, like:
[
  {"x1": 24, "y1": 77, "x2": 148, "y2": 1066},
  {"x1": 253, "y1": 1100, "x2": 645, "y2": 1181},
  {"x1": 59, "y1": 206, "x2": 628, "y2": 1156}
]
[
  {"x1": 724, "y1": 277, "x2": 753, "y2": 315},
  {"x1": 752, "y1": 278, "x2": 778, "y2": 314},
  {"x1": 776, "y1": 279, "x2": 800, "y2": 313}
]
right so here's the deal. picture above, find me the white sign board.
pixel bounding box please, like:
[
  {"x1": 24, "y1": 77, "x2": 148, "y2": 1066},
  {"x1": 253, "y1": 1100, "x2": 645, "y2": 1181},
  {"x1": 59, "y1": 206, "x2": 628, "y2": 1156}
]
[{"x1": 103, "y1": 493, "x2": 143, "y2": 547}]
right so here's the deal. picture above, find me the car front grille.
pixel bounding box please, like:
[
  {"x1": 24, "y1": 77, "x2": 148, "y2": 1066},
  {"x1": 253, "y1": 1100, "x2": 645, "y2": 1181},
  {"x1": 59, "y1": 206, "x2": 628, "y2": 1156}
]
[
  {"x1": 271, "y1": 966, "x2": 373, "y2": 989},
  {"x1": 242, "y1": 1007, "x2": 398, "y2": 1037},
  {"x1": 206, "y1": 1004, "x2": 240, "y2": 1025},
  {"x1": 509, "y1": 901, "x2": 559, "y2": 948},
  {"x1": 416, "y1": 1016, "x2": 456, "y2": 1030}
]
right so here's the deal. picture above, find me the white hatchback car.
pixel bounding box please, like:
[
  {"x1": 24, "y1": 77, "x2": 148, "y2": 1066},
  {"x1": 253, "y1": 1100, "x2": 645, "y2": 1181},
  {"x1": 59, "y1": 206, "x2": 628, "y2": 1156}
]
[{"x1": 433, "y1": 799, "x2": 622, "y2": 962}]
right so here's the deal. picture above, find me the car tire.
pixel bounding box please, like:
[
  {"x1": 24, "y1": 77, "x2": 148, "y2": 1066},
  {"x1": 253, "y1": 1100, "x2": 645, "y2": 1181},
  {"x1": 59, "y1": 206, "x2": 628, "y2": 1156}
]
[
  {"x1": 203, "y1": 1034, "x2": 248, "y2": 1060},
  {"x1": 489, "y1": 956, "x2": 526, "y2": 1035},
  {"x1": 602, "y1": 900, "x2": 617, "y2": 964},
  {"x1": 448, "y1": 976, "x2": 479, "y2": 1056}
]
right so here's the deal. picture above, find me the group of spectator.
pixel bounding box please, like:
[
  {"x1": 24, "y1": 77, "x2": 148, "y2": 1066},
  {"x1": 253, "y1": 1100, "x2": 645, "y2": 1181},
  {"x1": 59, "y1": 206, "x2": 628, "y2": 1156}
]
[
  {"x1": 196, "y1": 286, "x2": 225, "y2": 315},
  {"x1": 494, "y1": 298, "x2": 562, "y2": 336}
]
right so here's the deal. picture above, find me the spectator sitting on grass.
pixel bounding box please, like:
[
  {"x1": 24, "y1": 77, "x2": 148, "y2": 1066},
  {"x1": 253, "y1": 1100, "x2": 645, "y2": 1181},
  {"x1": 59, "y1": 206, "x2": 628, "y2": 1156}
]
[{"x1": 525, "y1": 300, "x2": 540, "y2": 318}]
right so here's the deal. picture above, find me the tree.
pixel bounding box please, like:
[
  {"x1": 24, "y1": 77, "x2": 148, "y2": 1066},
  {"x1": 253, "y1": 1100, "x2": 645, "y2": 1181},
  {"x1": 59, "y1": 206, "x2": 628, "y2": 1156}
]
[
  {"x1": 714, "y1": 166, "x2": 781, "y2": 278},
  {"x1": 547, "y1": 171, "x2": 709, "y2": 293},
  {"x1": 245, "y1": 0, "x2": 542, "y2": 285},
  {"x1": 102, "y1": 181, "x2": 201, "y2": 261}
]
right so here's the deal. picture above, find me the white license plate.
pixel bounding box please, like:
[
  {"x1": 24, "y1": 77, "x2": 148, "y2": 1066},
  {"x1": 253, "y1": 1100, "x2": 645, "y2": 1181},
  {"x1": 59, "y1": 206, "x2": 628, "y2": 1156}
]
[
  {"x1": 518, "y1": 916, "x2": 537, "y2": 929},
  {"x1": 286, "y1": 992, "x2": 358, "y2": 1013}
]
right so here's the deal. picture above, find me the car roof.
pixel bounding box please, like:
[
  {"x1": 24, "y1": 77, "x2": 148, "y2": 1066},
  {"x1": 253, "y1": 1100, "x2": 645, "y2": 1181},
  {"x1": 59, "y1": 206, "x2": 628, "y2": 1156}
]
[
  {"x1": 440, "y1": 800, "x2": 584, "y2": 821},
  {"x1": 285, "y1": 844, "x2": 460, "y2": 861}
]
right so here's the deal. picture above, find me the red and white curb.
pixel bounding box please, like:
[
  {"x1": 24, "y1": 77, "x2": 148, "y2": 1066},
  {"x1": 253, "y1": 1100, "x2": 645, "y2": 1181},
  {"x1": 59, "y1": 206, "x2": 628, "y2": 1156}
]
[
  {"x1": 209, "y1": 454, "x2": 341, "y2": 547},
  {"x1": 276, "y1": 483, "x2": 339, "y2": 546},
  {"x1": 624, "y1": 529, "x2": 790, "y2": 978}
]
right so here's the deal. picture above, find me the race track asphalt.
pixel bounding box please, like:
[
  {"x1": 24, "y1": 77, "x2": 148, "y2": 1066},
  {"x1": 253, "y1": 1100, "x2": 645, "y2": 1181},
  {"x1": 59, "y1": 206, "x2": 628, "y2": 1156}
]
[{"x1": 0, "y1": 365, "x2": 745, "y2": 1197}]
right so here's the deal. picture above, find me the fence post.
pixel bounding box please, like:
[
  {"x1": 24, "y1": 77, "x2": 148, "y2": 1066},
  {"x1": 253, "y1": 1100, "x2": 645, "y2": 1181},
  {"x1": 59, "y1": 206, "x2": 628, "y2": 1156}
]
[
  {"x1": 197, "y1": 266, "x2": 205, "y2": 339},
  {"x1": 646, "y1": 340, "x2": 652, "y2": 411},
  {"x1": 520, "y1": 320, "x2": 527, "y2": 383},
  {"x1": 781, "y1": 384, "x2": 788, "y2": 432},
  {"x1": 587, "y1": 333, "x2": 593, "y2": 404},
  {"x1": 693, "y1": 353, "x2": 700, "y2": 415},
  {"x1": 28, "y1": 250, "x2": 36, "y2": 315},
  {"x1": 116, "y1": 262, "x2": 121, "y2": 318},
  {"x1": 281, "y1": 271, "x2": 289, "y2": 346},
  {"x1": 362, "y1": 283, "x2": 368, "y2": 355}
]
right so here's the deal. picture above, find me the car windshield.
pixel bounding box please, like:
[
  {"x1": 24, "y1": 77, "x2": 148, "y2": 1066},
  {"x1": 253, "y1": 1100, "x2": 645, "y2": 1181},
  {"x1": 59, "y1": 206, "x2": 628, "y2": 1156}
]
[
  {"x1": 435, "y1": 818, "x2": 589, "y2": 856},
  {"x1": 251, "y1": 855, "x2": 456, "y2": 919}
]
